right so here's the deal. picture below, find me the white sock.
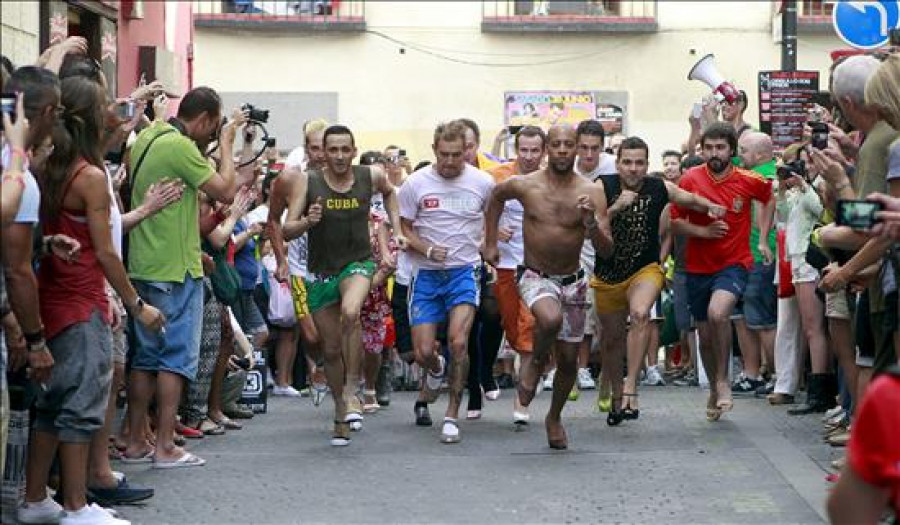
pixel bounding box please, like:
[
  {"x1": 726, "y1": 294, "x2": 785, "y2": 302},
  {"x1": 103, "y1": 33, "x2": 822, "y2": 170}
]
[{"x1": 442, "y1": 418, "x2": 459, "y2": 437}]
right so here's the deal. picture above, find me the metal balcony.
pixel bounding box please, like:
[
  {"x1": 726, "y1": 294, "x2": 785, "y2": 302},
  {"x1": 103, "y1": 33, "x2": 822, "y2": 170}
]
[
  {"x1": 481, "y1": 1, "x2": 657, "y2": 33},
  {"x1": 193, "y1": 1, "x2": 365, "y2": 31}
]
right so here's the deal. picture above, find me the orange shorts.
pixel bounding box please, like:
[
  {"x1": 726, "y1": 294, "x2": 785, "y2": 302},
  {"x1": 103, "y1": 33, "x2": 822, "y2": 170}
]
[
  {"x1": 591, "y1": 263, "x2": 665, "y2": 315},
  {"x1": 493, "y1": 268, "x2": 534, "y2": 353}
]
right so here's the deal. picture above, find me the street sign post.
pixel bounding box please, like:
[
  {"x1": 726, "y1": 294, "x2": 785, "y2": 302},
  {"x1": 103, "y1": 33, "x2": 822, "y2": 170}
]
[{"x1": 833, "y1": 1, "x2": 900, "y2": 49}]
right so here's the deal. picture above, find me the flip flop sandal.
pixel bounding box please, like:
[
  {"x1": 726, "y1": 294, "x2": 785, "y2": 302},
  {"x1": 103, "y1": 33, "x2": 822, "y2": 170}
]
[
  {"x1": 108, "y1": 445, "x2": 125, "y2": 461},
  {"x1": 211, "y1": 416, "x2": 243, "y2": 430},
  {"x1": 200, "y1": 420, "x2": 226, "y2": 435},
  {"x1": 120, "y1": 448, "x2": 155, "y2": 464},
  {"x1": 152, "y1": 452, "x2": 206, "y2": 469}
]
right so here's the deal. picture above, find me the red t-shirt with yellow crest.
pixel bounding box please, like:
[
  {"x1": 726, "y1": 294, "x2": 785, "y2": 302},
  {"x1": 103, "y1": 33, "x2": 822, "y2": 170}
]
[{"x1": 671, "y1": 164, "x2": 772, "y2": 275}]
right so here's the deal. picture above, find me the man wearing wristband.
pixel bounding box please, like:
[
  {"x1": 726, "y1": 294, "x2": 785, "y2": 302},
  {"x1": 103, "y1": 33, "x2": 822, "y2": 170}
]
[
  {"x1": 2, "y1": 67, "x2": 61, "y2": 393},
  {"x1": 591, "y1": 137, "x2": 725, "y2": 425},
  {"x1": 399, "y1": 121, "x2": 495, "y2": 445},
  {"x1": 484, "y1": 124, "x2": 613, "y2": 449},
  {"x1": 125, "y1": 87, "x2": 253, "y2": 468},
  {"x1": 272, "y1": 125, "x2": 403, "y2": 446}
]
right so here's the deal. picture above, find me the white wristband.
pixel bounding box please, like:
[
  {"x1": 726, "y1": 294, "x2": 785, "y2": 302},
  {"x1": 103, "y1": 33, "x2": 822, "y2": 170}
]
[{"x1": 426, "y1": 246, "x2": 433, "y2": 260}]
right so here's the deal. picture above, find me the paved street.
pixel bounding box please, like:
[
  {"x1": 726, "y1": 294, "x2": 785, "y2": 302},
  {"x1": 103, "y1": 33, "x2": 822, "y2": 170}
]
[{"x1": 118, "y1": 387, "x2": 837, "y2": 525}]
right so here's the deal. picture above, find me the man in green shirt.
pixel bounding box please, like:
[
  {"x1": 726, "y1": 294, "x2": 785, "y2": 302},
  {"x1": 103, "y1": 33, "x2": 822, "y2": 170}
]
[
  {"x1": 733, "y1": 131, "x2": 778, "y2": 395},
  {"x1": 125, "y1": 87, "x2": 253, "y2": 468}
]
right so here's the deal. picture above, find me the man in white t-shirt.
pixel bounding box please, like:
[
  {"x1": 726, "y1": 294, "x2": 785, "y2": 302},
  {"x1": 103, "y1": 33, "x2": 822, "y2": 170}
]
[{"x1": 398, "y1": 121, "x2": 495, "y2": 444}]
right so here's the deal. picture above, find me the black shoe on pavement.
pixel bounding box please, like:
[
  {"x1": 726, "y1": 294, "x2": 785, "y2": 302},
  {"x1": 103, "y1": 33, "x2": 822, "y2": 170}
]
[
  {"x1": 754, "y1": 380, "x2": 775, "y2": 398},
  {"x1": 88, "y1": 479, "x2": 155, "y2": 506},
  {"x1": 787, "y1": 373, "x2": 836, "y2": 415},
  {"x1": 375, "y1": 360, "x2": 392, "y2": 407},
  {"x1": 414, "y1": 402, "x2": 432, "y2": 427},
  {"x1": 496, "y1": 373, "x2": 515, "y2": 390},
  {"x1": 732, "y1": 376, "x2": 765, "y2": 395}
]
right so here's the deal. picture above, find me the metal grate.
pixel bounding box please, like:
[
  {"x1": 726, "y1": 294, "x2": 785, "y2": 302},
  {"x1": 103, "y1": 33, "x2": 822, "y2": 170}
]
[
  {"x1": 797, "y1": 0, "x2": 833, "y2": 18},
  {"x1": 193, "y1": 1, "x2": 365, "y2": 23},
  {"x1": 482, "y1": 0, "x2": 656, "y2": 21}
]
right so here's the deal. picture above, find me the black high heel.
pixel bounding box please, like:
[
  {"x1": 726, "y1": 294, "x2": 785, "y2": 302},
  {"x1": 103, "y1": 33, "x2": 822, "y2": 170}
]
[
  {"x1": 623, "y1": 392, "x2": 640, "y2": 420},
  {"x1": 607, "y1": 396, "x2": 625, "y2": 427}
]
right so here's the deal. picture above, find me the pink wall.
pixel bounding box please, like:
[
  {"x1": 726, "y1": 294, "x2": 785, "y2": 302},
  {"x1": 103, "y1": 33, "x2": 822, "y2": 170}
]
[{"x1": 116, "y1": 1, "x2": 193, "y2": 106}]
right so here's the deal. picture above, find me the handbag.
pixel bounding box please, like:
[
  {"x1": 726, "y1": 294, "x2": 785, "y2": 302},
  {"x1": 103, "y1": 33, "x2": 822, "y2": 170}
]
[
  {"x1": 777, "y1": 230, "x2": 795, "y2": 298},
  {"x1": 203, "y1": 239, "x2": 241, "y2": 306},
  {"x1": 267, "y1": 275, "x2": 296, "y2": 327}
]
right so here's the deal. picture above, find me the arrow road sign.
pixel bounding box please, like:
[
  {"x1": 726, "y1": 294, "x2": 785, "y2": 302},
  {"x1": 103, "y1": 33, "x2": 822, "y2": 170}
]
[{"x1": 833, "y1": 1, "x2": 900, "y2": 49}]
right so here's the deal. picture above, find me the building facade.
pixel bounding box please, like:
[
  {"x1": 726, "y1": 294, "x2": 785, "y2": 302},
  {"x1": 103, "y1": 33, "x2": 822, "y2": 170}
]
[
  {"x1": 1, "y1": 0, "x2": 192, "y2": 102},
  {"x1": 191, "y1": 1, "x2": 847, "y2": 166}
]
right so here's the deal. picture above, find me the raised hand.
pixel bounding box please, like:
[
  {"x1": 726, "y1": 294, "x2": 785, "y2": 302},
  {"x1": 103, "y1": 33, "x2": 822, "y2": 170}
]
[{"x1": 307, "y1": 196, "x2": 324, "y2": 227}]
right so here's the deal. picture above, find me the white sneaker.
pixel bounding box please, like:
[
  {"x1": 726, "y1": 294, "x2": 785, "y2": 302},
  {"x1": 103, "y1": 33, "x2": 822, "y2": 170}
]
[
  {"x1": 823, "y1": 405, "x2": 845, "y2": 422},
  {"x1": 576, "y1": 368, "x2": 596, "y2": 390},
  {"x1": 18, "y1": 496, "x2": 63, "y2": 524},
  {"x1": 271, "y1": 385, "x2": 302, "y2": 397},
  {"x1": 266, "y1": 369, "x2": 275, "y2": 389},
  {"x1": 542, "y1": 369, "x2": 556, "y2": 390},
  {"x1": 60, "y1": 503, "x2": 129, "y2": 525},
  {"x1": 642, "y1": 365, "x2": 666, "y2": 387}
]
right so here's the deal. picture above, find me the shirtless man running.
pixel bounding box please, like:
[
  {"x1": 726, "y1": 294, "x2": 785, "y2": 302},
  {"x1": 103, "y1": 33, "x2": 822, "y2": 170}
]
[{"x1": 484, "y1": 125, "x2": 614, "y2": 449}]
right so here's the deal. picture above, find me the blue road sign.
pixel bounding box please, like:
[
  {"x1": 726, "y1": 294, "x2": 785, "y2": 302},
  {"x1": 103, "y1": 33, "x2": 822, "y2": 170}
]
[{"x1": 833, "y1": 1, "x2": 900, "y2": 49}]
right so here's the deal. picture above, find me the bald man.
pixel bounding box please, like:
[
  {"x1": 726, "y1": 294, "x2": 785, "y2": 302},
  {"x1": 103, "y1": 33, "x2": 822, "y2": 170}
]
[
  {"x1": 732, "y1": 131, "x2": 778, "y2": 396},
  {"x1": 484, "y1": 125, "x2": 615, "y2": 449}
]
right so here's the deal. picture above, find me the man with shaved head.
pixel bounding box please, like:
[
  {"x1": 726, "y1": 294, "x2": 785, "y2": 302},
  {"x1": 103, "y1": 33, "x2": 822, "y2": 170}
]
[
  {"x1": 484, "y1": 124, "x2": 615, "y2": 449},
  {"x1": 732, "y1": 131, "x2": 778, "y2": 396}
]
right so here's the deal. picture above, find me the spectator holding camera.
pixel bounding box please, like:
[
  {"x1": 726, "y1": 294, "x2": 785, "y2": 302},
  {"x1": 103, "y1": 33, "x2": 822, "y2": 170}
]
[
  {"x1": 124, "y1": 87, "x2": 251, "y2": 468},
  {"x1": 816, "y1": 55, "x2": 900, "y2": 382},
  {"x1": 775, "y1": 144, "x2": 834, "y2": 415}
]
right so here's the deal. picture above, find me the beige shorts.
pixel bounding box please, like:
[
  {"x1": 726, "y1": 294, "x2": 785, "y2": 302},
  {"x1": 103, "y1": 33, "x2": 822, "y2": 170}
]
[
  {"x1": 516, "y1": 266, "x2": 588, "y2": 343},
  {"x1": 790, "y1": 257, "x2": 819, "y2": 284},
  {"x1": 825, "y1": 291, "x2": 851, "y2": 320}
]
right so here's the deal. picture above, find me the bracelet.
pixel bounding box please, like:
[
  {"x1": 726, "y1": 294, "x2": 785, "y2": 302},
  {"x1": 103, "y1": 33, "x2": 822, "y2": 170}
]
[
  {"x1": 2, "y1": 172, "x2": 26, "y2": 190},
  {"x1": 10, "y1": 147, "x2": 28, "y2": 160},
  {"x1": 27, "y1": 339, "x2": 47, "y2": 353},
  {"x1": 426, "y1": 246, "x2": 433, "y2": 260},
  {"x1": 24, "y1": 329, "x2": 45, "y2": 345},
  {"x1": 126, "y1": 297, "x2": 146, "y2": 315}
]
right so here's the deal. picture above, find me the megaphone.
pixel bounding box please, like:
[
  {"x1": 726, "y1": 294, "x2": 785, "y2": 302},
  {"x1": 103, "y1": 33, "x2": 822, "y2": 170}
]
[{"x1": 687, "y1": 53, "x2": 740, "y2": 104}]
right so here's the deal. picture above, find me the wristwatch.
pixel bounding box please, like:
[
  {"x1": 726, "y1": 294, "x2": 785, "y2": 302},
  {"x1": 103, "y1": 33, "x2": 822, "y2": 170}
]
[
  {"x1": 27, "y1": 339, "x2": 48, "y2": 353},
  {"x1": 127, "y1": 297, "x2": 146, "y2": 315}
]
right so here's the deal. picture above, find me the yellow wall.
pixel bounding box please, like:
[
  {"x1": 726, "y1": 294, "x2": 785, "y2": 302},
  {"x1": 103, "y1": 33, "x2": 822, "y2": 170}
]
[
  {"x1": 1, "y1": 1, "x2": 40, "y2": 68},
  {"x1": 194, "y1": 1, "x2": 846, "y2": 168}
]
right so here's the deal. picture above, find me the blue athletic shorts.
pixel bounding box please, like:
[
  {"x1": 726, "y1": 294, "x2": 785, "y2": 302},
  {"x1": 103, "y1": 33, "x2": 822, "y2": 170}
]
[
  {"x1": 409, "y1": 265, "x2": 480, "y2": 326},
  {"x1": 687, "y1": 265, "x2": 748, "y2": 323}
]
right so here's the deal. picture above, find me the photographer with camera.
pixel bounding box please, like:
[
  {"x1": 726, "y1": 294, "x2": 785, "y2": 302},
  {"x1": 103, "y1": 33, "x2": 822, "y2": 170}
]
[
  {"x1": 774, "y1": 144, "x2": 833, "y2": 415},
  {"x1": 124, "y1": 87, "x2": 252, "y2": 468}
]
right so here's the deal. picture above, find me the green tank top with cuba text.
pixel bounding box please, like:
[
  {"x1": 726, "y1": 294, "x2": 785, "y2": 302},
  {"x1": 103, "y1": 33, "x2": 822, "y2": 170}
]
[{"x1": 306, "y1": 166, "x2": 373, "y2": 276}]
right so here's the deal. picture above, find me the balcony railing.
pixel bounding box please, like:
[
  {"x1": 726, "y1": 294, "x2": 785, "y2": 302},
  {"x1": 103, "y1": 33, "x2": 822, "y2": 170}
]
[
  {"x1": 796, "y1": 0, "x2": 833, "y2": 32},
  {"x1": 482, "y1": 1, "x2": 658, "y2": 33},
  {"x1": 193, "y1": 1, "x2": 365, "y2": 31}
]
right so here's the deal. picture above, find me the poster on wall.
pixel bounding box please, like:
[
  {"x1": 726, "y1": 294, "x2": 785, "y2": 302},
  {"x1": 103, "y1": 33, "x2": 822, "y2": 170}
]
[
  {"x1": 757, "y1": 70, "x2": 820, "y2": 150},
  {"x1": 504, "y1": 91, "x2": 626, "y2": 134},
  {"x1": 505, "y1": 91, "x2": 598, "y2": 130}
]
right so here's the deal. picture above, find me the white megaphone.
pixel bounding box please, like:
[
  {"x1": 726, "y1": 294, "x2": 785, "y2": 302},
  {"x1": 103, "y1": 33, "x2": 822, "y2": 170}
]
[{"x1": 687, "y1": 53, "x2": 740, "y2": 104}]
